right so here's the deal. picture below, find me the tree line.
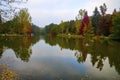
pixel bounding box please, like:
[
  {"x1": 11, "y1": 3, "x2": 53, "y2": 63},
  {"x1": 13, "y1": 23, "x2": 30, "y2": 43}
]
[
  {"x1": 0, "y1": 8, "x2": 32, "y2": 35},
  {"x1": 0, "y1": 0, "x2": 41, "y2": 36},
  {"x1": 41, "y1": 3, "x2": 120, "y2": 40}
]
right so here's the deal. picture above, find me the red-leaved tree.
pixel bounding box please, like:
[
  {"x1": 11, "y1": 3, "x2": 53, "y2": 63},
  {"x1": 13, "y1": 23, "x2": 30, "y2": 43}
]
[{"x1": 80, "y1": 11, "x2": 90, "y2": 35}]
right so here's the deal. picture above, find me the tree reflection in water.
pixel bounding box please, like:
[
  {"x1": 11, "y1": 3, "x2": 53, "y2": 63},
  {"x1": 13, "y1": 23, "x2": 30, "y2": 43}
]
[
  {"x1": 0, "y1": 36, "x2": 40, "y2": 62},
  {"x1": 44, "y1": 36, "x2": 120, "y2": 75},
  {"x1": 0, "y1": 36, "x2": 120, "y2": 77}
]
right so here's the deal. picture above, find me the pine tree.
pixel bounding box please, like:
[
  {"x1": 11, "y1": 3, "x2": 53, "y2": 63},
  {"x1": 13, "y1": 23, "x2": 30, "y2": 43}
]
[{"x1": 92, "y1": 7, "x2": 101, "y2": 35}]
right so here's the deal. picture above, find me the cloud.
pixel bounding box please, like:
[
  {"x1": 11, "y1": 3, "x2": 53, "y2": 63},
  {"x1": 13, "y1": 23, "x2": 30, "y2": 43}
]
[
  {"x1": 30, "y1": 9, "x2": 77, "y2": 27},
  {"x1": 22, "y1": 0, "x2": 120, "y2": 27}
]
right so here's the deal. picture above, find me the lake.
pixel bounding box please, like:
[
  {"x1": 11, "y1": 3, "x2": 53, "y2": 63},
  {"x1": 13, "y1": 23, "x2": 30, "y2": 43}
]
[{"x1": 0, "y1": 36, "x2": 120, "y2": 80}]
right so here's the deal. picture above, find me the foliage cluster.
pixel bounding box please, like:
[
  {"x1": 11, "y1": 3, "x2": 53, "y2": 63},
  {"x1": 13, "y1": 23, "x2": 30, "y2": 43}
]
[
  {"x1": 0, "y1": 8, "x2": 32, "y2": 35},
  {"x1": 0, "y1": 0, "x2": 41, "y2": 36},
  {"x1": 41, "y1": 3, "x2": 120, "y2": 40}
]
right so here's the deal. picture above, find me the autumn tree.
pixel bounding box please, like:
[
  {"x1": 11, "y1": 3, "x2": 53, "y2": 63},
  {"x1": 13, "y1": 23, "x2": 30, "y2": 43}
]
[
  {"x1": 50, "y1": 24, "x2": 58, "y2": 36},
  {"x1": 79, "y1": 11, "x2": 90, "y2": 35},
  {"x1": 0, "y1": 0, "x2": 29, "y2": 35},
  {"x1": 99, "y1": 3, "x2": 112, "y2": 36},
  {"x1": 44, "y1": 23, "x2": 55, "y2": 34},
  {"x1": 99, "y1": 14, "x2": 112, "y2": 36},
  {"x1": 100, "y1": 3, "x2": 107, "y2": 16},
  {"x1": 58, "y1": 21, "x2": 69, "y2": 34},
  {"x1": 17, "y1": 8, "x2": 32, "y2": 35},
  {"x1": 75, "y1": 9, "x2": 85, "y2": 35}
]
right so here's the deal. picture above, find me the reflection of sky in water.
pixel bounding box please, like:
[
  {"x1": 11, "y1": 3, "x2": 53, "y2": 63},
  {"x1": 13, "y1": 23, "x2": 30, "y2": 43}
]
[{"x1": 0, "y1": 40, "x2": 120, "y2": 80}]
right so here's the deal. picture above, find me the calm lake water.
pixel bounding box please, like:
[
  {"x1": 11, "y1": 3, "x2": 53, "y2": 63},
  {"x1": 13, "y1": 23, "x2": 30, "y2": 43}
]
[{"x1": 0, "y1": 36, "x2": 120, "y2": 80}]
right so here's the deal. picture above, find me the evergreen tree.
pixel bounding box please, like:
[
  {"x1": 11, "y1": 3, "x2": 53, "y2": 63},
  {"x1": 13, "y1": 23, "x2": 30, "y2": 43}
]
[{"x1": 92, "y1": 7, "x2": 101, "y2": 35}]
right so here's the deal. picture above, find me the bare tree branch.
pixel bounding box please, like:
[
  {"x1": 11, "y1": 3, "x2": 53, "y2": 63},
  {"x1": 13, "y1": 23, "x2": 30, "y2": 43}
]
[{"x1": 0, "y1": 0, "x2": 28, "y2": 22}]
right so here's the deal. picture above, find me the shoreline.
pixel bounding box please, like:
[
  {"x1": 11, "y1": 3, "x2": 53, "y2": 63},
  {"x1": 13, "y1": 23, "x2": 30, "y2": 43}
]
[
  {"x1": 57, "y1": 34, "x2": 111, "y2": 41},
  {"x1": 0, "y1": 34, "x2": 32, "y2": 37}
]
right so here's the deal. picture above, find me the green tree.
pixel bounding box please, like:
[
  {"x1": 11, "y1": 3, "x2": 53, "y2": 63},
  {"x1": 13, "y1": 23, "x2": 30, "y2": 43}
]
[
  {"x1": 44, "y1": 23, "x2": 55, "y2": 34},
  {"x1": 75, "y1": 20, "x2": 81, "y2": 34},
  {"x1": 32, "y1": 24, "x2": 41, "y2": 35},
  {"x1": 69, "y1": 20, "x2": 75, "y2": 34},
  {"x1": 50, "y1": 24, "x2": 58, "y2": 36},
  {"x1": 17, "y1": 8, "x2": 32, "y2": 35},
  {"x1": 0, "y1": 15, "x2": 3, "y2": 34},
  {"x1": 76, "y1": 9, "x2": 86, "y2": 20},
  {"x1": 58, "y1": 21, "x2": 64, "y2": 34},
  {"x1": 12, "y1": 15, "x2": 21, "y2": 34},
  {"x1": 0, "y1": 15, "x2": 2, "y2": 24},
  {"x1": 111, "y1": 11, "x2": 120, "y2": 40},
  {"x1": 92, "y1": 7, "x2": 101, "y2": 35},
  {"x1": 63, "y1": 21, "x2": 69, "y2": 34}
]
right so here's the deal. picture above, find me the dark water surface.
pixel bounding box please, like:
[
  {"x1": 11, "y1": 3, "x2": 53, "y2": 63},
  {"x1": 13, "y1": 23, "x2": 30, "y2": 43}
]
[{"x1": 0, "y1": 36, "x2": 120, "y2": 80}]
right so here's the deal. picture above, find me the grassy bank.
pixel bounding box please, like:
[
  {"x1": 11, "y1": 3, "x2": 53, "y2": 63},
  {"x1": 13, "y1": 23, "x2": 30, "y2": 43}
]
[
  {"x1": 57, "y1": 34, "x2": 84, "y2": 39},
  {"x1": 0, "y1": 34, "x2": 32, "y2": 37},
  {"x1": 57, "y1": 34, "x2": 111, "y2": 41}
]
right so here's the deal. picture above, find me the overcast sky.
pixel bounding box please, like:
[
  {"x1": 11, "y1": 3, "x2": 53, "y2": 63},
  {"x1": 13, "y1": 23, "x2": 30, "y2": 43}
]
[{"x1": 21, "y1": 0, "x2": 120, "y2": 27}]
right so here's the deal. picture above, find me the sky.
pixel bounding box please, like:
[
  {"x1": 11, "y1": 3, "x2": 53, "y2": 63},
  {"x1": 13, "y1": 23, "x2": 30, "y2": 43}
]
[{"x1": 21, "y1": 0, "x2": 120, "y2": 27}]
